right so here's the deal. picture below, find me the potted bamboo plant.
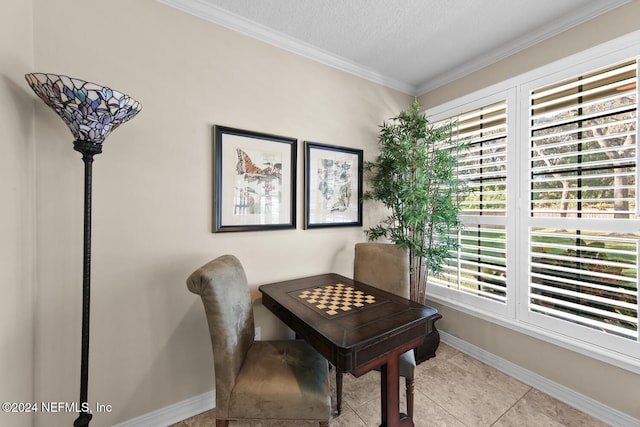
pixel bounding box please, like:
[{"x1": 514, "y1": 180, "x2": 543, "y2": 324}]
[{"x1": 364, "y1": 100, "x2": 466, "y2": 361}]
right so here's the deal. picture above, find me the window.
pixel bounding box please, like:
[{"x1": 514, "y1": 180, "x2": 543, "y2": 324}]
[
  {"x1": 524, "y1": 59, "x2": 639, "y2": 352},
  {"x1": 430, "y1": 100, "x2": 509, "y2": 305},
  {"x1": 528, "y1": 60, "x2": 637, "y2": 220},
  {"x1": 425, "y1": 39, "x2": 640, "y2": 369}
]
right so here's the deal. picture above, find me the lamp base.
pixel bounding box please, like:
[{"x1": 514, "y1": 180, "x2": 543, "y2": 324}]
[{"x1": 73, "y1": 412, "x2": 92, "y2": 427}]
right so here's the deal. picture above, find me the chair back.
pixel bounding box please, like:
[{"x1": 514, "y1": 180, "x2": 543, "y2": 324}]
[
  {"x1": 354, "y1": 242, "x2": 410, "y2": 298},
  {"x1": 186, "y1": 255, "x2": 254, "y2": 412}
]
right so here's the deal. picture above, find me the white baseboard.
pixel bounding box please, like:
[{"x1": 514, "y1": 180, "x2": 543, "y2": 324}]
[
  {"x1": 111, "y1": 391, "x2": 214, "y2": 427},
  {"x1": 439, "y1": 331, "x2": 639, "y2": 427},
  {"x1": 113, "y1": 333, "x2": 639, "y2": 427}
]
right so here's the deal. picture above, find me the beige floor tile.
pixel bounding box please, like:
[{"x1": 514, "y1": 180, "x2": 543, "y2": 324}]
[
  {"x1": 502, "y1": 389, "x2": 610, "y2": 427},
  {"x1": 493, "y1": 401, "x2": 567, "y2": 427},
  {"x1": 347, "y1": 389, "x2": 467, "y2": 427},
  {"x1": 410, "y1": 391, "x2": 466, "y2": 427},
  {"x1": 415, "y1": 357, "x2": 529, "y2": 426},
  {"x1": 328, "y1": 407, "x2": 368, "y2": 427},
  {"x1": 168, "y1": 343, "x2": 610, "y2": 427},
  {"x1": 338, "y1": 363, "x2": 429, "y2": 426},
  {"x1": 169, "y1": 409, "x2": 321, "y2": 427},
  {"x1": 350, "y1": 396, "x2": 380, "y2": 426},
  {"x1": 228, "y1": 421, "x2": 318, "y2": 427},
  {"x1": 340, "y1": 369, "x2": 382, "y2": 410},
  {"x1": 446, "y1": 352, "x2": 530, "y2": 397},
  {"x1": 171, "y1": 409, "x2": 216, "y2": 426},
  {"x1": 430, "y1": 342, "x2": 462, "y2": 362}
]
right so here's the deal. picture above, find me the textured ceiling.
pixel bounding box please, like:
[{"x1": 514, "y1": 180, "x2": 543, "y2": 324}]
[{"x1": 158, "y1": 0, "x2": 630, "y2": 95}]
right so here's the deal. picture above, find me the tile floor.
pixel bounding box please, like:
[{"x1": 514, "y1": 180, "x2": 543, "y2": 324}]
[{"x1": 170, "y1": 343, "x2": 610, "y2": 427}]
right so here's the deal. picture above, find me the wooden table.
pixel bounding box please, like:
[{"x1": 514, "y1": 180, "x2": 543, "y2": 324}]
[{"x1": 259, "y1": 273, "x2": 440, "y2": 427}]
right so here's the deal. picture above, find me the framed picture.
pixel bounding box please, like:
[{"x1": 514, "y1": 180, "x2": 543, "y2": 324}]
[
  {"x1": 213, "y1": 126, "x2": 297, "y2": 232},
  {"x1": 304, "y1": 141, "x2": 363, "y2": 228}
]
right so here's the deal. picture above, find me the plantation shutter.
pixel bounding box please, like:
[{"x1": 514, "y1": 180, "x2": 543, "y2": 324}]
[
  {"x1": 430, "y1": 100, "x2": 508, "y2": 303},
  {"x1": 527, "y1": 59, "x2": 639, "y2": 341}
]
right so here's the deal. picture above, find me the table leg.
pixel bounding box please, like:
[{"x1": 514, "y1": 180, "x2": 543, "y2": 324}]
[
  {"x1": 380, "y1": 357, "x2": 413, "y2": 427},
  {"x1": 336, "y1": 370, "x2": 343, "y2": 415}
]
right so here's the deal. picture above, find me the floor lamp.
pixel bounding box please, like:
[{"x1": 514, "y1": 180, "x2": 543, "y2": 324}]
[{"x1": 25, "y1": 73, "x2": 142, "y2": 427}]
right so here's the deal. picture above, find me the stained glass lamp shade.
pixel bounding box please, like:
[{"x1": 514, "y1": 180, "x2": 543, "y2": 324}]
[
  {"x1": 25, "y1": 73, "x2": 141, "y2": 151},
  {"x1": 25, "y1": 73, "x2": 141, "y2": 427}
]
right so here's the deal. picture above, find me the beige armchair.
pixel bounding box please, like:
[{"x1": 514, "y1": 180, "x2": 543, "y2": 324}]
[
  {"x1": 336, "y1": 242, "x2": 417, "y2": 417},
  {"x1": 187, "y1": 255, "x2": 331, "y2": 427}
]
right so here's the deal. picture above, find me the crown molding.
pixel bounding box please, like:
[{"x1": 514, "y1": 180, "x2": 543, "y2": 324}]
[
  {"x1": 157, "y1": 0, "x2": 630, "y2": 97},
  {"x1": 416, "y1": 0, "x2": 632, "y2": 95},
  {"x1": 156, "y1": 0, "x2": 417, "y2": 95}
]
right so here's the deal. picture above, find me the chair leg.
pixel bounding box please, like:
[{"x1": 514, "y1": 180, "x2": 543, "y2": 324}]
[
  {"x1": 216, "y1": 419, "x2": 228, "y2": 427},
  {"x1": 406, "y1": 377, "x2": 414, "y2": 419},
  {"x1": 336, "y1": 371, "x2": 343, "y2": 414}
]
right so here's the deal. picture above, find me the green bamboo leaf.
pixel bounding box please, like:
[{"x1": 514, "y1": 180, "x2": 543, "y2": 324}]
[{"x1": 364, "y1": 100, "x2": 468, "y2": 303}]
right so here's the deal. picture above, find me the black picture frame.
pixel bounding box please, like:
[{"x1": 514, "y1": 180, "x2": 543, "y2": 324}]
[
  {"x1": 304, "y1": 141, "x2": 363, "y2": 229},
  {"x1": 213, "y1": 125, "x2": 297, "y2": 232}
]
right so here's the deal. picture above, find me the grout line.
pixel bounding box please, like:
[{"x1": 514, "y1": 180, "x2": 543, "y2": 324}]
[
  {"x1": 489, "y1": 388, "x2": 533, "y2": 427},
  {"x1": 413, "y1": 386, "x2": 470, "y2": 427}
]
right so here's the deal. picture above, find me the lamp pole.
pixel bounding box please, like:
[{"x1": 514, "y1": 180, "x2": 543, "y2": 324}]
[{"x1": 73, "y1": 140, "x2": 102, "y2": 427}]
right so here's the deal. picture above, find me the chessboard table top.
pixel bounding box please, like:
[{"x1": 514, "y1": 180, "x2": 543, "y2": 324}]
[
  {"x1": 292, "y1": 281, "x2": 383, "y2": 317},
  {"x1": 259, "y1": 273, "x2": 438, "y2": 373}
]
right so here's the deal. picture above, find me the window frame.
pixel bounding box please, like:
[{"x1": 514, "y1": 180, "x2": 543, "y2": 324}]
[
  {"x1": 424, "y1": 29, "x2": 640, "y2": 374},
  {"x1": 519, "y1": 54, "x2": 639, "y2": 361},
  {"x1": 426, "y1": 89, "x2": 517, "y2": 320}
]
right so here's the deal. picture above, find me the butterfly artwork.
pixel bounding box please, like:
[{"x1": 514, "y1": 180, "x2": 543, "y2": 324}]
[
  {"x1": 232, "y1": 148, "x2": 284, "y2": 216},
  {"x1": 214, "y1": 126, "x2": 296, "y2": 232},
  {"x1": 236, "y1": 148, "x2": 266, "y2": 182},
  {"x1": 235, "y1": 148, "x2": 282, "y2": 182}
]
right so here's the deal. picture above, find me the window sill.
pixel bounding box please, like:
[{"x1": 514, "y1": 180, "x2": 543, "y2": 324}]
[{"x1": 426, "y1": 293, "x2": 640, "y2": 375}]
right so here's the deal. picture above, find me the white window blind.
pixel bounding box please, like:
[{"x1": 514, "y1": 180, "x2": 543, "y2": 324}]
[
  {"x1": 528, "y1": 59, "x2": 639, "y2": 341},
  {"x1": 530, "y1": 229, "x2": 638, "y2": 340},
  {"x1": 529, "y1": 60, "x2": 637, "y2": 219},
  {"x1": 430, "y1": 100, "x2": 508, "y2": 303}
]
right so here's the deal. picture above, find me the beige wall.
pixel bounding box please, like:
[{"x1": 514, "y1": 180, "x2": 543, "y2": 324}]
[
  {"x1": 28, "y1": 0, "x2": 408, "y2": 425},
  {"x1": 419, "y1": 0, "x2": 640, "y2": 420},
  {"x1": 6, "y1": 0, "x2": 639, "y2": 425},
  {"x1": 0, "y1": 1, "x2": 35, "y2": 427}
]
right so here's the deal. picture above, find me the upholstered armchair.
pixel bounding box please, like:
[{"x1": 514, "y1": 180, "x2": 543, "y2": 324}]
[
  {"x1": 187, "y1": 255, "x2": 331, "y2": 426},
  {"x1": 338, "y1": 242, "x2": 417, "y2": 418}
]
